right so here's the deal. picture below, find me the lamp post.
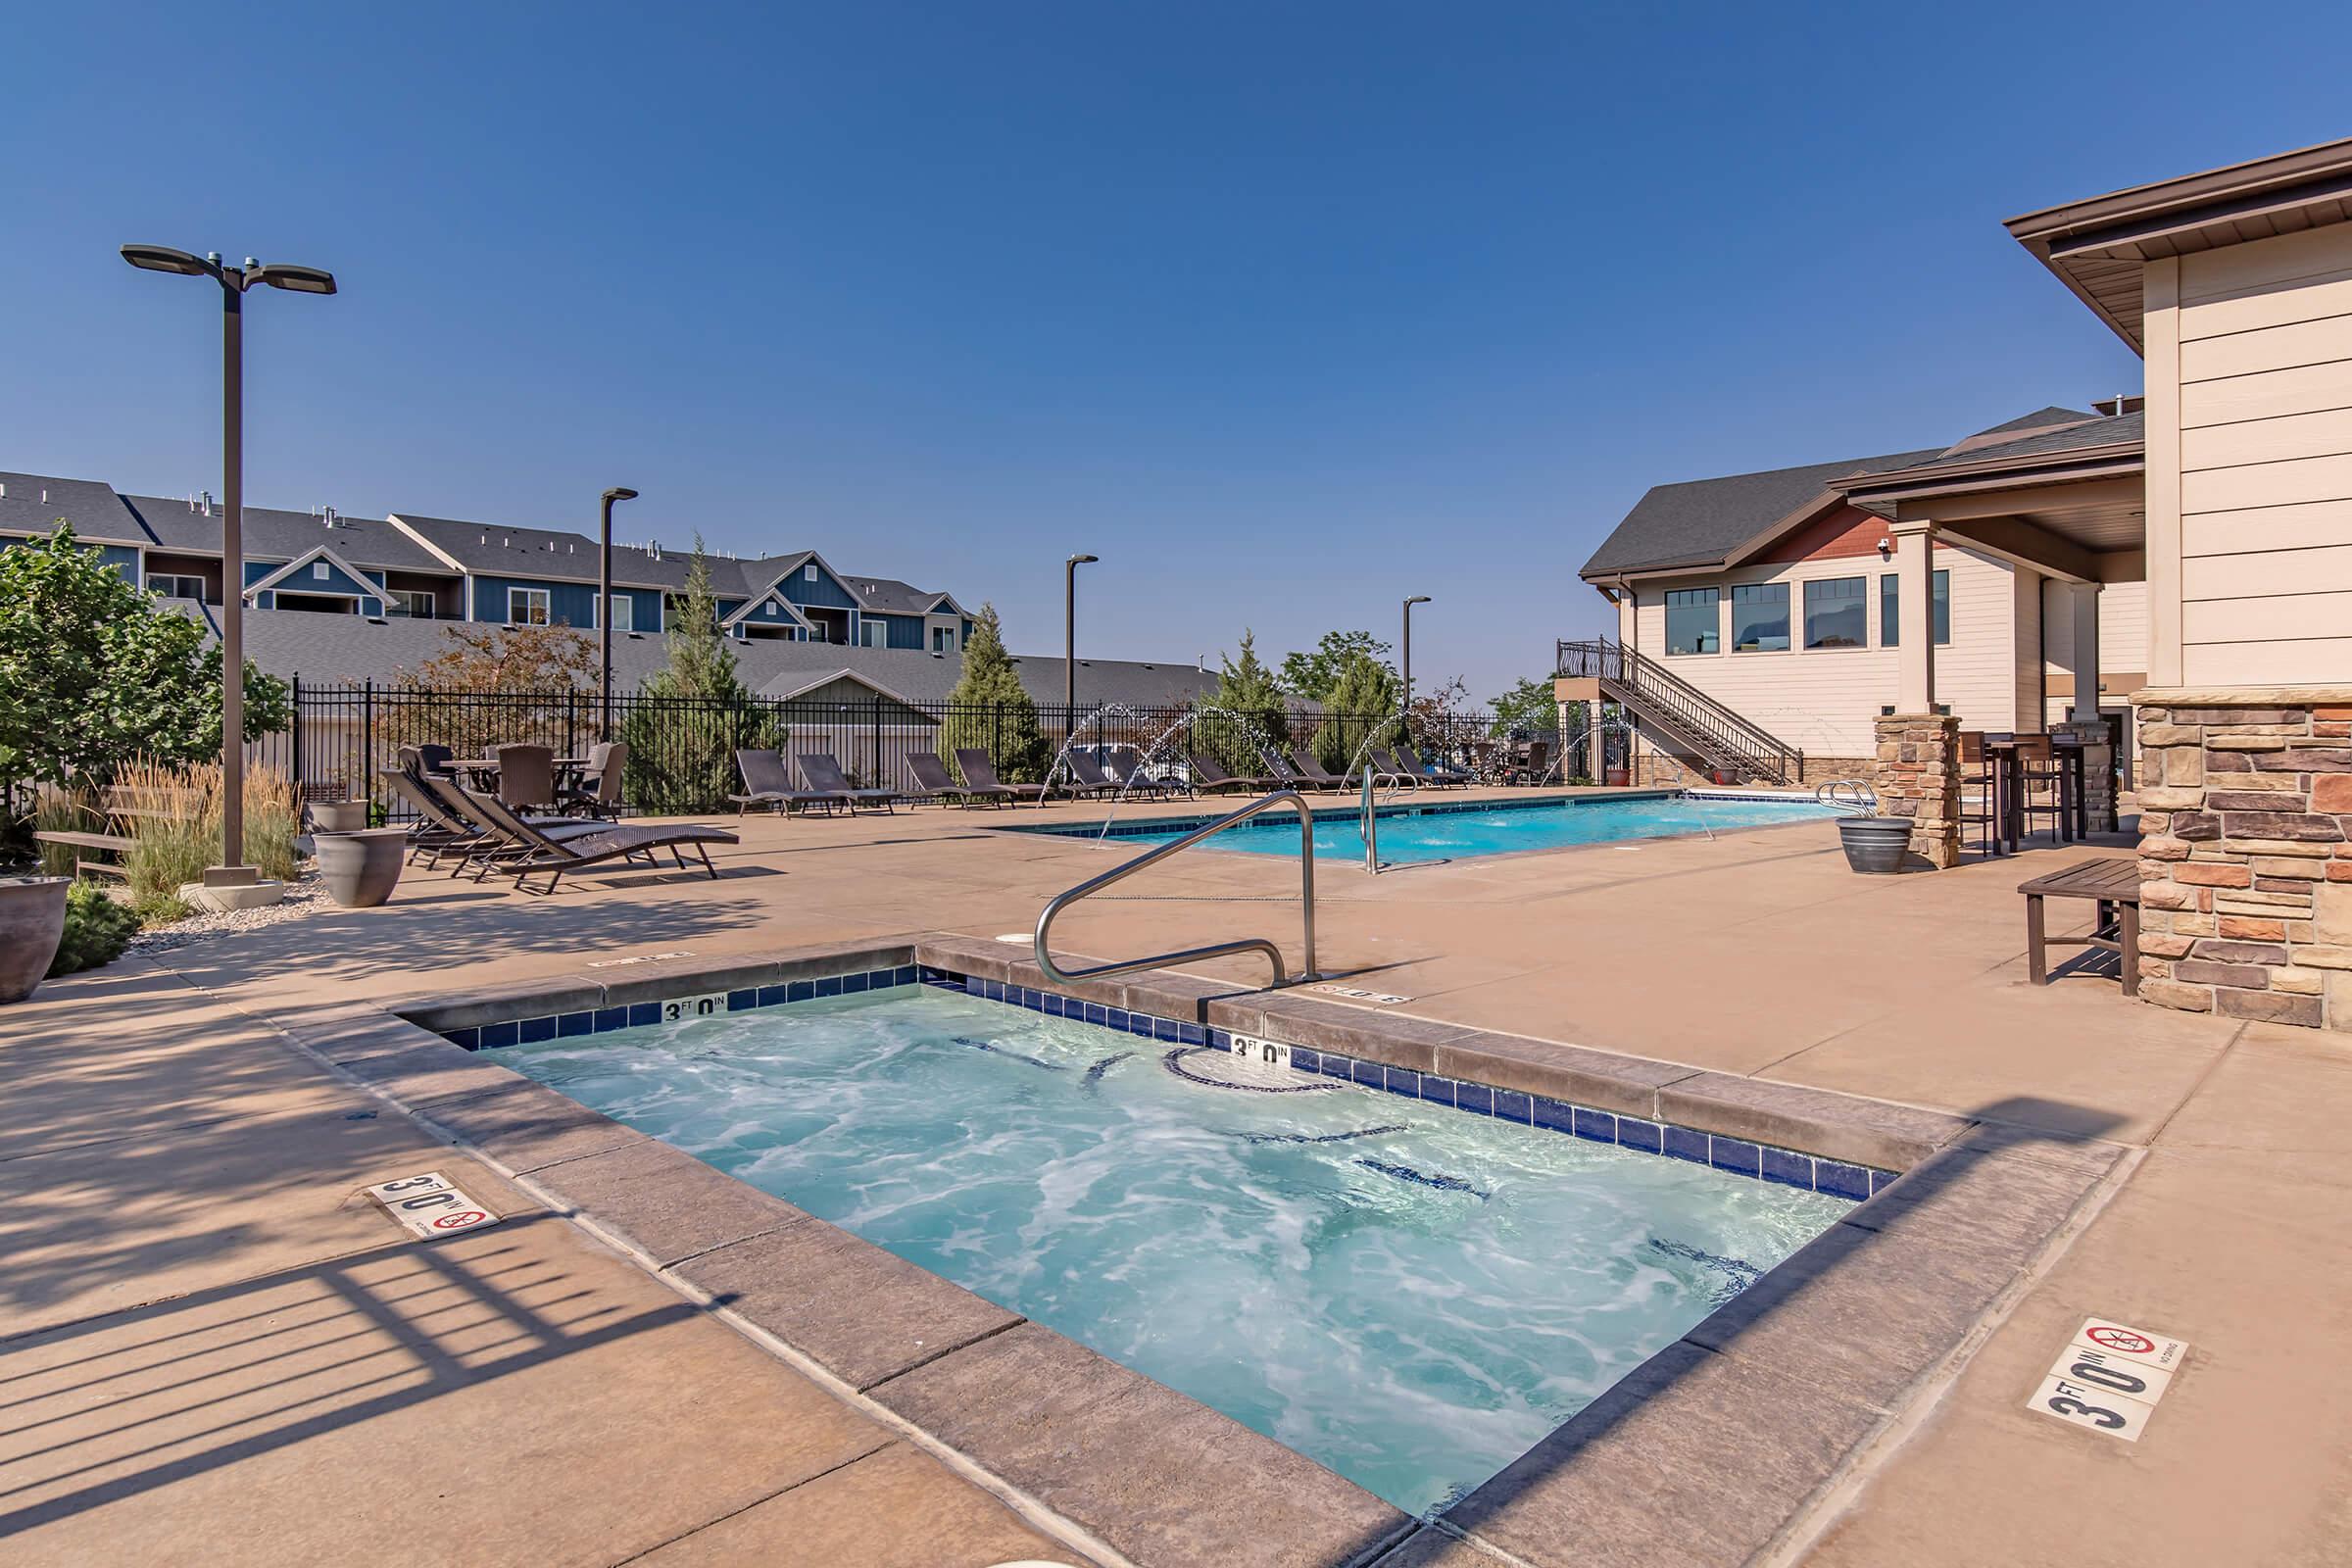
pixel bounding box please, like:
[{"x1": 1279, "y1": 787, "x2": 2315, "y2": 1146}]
[
  {"x1": 121, "y1": 244, "x2": 334, "y2": 885},
  {"x1": 599, "y1": 487, "x2": 639, "y2": 740},
  {"x1": 1064, "y1": 554, "x2": 1098, "y2": 721},
  {"x1": 1401, "y1": 595, "x2": 1431, "y2": 711}
]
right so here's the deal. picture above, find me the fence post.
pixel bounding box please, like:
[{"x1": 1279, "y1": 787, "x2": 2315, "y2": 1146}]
[
  {"x1": 290, "y1": 674, "x2": 304, "y2": 802},
  {"x1": 993, "y1": 702, "x2": 1003, "y2": 767},
  {"x1": 362, "y1": 679, "x2": 375, "y2": 813},
  {"x1": 564, "y1": 690, "x2": 576, "y2": 761},
  {"x1": 869, "y1": 694, "x2": 882, "y2": 786}
]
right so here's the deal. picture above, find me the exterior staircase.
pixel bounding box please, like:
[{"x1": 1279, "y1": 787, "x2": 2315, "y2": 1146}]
[{"x1": 1555, "y1": 638, "x2": 1804, "y2": 786}]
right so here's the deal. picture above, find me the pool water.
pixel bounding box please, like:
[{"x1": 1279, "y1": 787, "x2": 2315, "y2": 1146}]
[
  {"x1": 496, "y1": 986, "x2": 1852, "y2": 1516},
  {"x1": 1030, "y1": 793, "x2": 1846, "y2": 863}
]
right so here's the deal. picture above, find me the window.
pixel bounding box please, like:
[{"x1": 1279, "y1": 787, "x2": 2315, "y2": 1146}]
[
  {"x1": 858, "y1": 617, "x2": 887, "y2": 648},
  {"x1": 509, "y1": 587, "x2": 550, "y2": 625},
  {"x1": 932, "y1": 624, "x2": 956, "y2": 653},
  {"x1": 808, "y1": 620, "x2": 828, "y2": 643},
  {"x1": 1880, "y1": 570, "x2": 1951, "y2": 647},
  {"x1": 150, "y1": 573, "x2": 207, "y2": 602},
  {"x1": 1729, "y1": 582, "x2": 1788, "y2": 652},
  {"x1": 1664, "y1": 588, "x2": 1719, "y2": 656},
  {"x1": 1803, "y1": 576, "x2": 1867, "y2": 649},
  {"x1": 606, "y1": 593, "x2": 633, "y2": 633},
  {"x1": 390, "y1": 589, "x2": 436, "y2": 618},
  {"x1": 312, "y1": 561, "x2": 331, "y2": 580},
  {"x1": 804, "y1": 564, "x2": 817, "y2": 581}
]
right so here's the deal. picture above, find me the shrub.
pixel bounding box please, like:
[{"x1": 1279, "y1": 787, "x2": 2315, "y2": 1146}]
[
  {"x1": 938, "y1": 606, "x2": 1049, "y2": 784},
  {"x1": 115, "y1": 759, "x2": 301, "y2": 924},
  {"x1": 33, "y1": 788, "x2": 97, "y2": 878},
  {"x1": 48, "y1": 882, "x2": 137, "y2": 977}
]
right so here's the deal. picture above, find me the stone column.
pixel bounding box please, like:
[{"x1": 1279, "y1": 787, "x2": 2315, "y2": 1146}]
[
  {"x1": 2134, "y1": 694, "x2": 2352, "y2": 1030},
  {"x1": 1873, "y1": 712, "x2": 1961, "y2": 869},
  {"x1": 2051, "y1": 718, "x2": 2116, "y2": 834}
]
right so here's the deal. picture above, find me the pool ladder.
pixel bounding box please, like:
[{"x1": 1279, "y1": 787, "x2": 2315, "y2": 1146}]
[{"x1": 1035, "y1": 789, "x2": 1320, "y2": 990}]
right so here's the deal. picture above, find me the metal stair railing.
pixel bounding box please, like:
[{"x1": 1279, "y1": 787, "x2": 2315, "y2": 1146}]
[
  {"x1": 1555, "y1": 638, "x2": 1805, "y2": 784},
  {"x1": 1035, "y1": 788, "x2": 1320, "y2": 990}
]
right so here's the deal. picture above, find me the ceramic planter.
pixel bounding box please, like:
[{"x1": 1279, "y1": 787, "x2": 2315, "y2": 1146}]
[
  {"x1": 311, "y1": 800, "x2": 369, "y2": 833},
  {"x1": 0, "y1": 877, "x2": 71, "y2": 1004},
  {"x1": 1837, "y1": 815, "x2": 1915, "y2": 875},
  {"x1": 314, "y1": 828, "x2": 408, "y2": 907}
]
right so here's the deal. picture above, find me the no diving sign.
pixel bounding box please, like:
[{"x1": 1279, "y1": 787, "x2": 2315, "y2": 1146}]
[
  {"x1": 2026, "y1": 1317, "x2": 2189, "y2": 1444},
  {"x1": 365, "y1": 1172, "x2": 501, "y2": 1241}
]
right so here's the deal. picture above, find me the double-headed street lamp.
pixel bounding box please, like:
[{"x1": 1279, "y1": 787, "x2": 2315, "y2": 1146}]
[
  {"x1": 122, "y1": 244, "x2": 335, "y2": 885},
  {"x1": 1064, "y1": 554, "x2": 1098, "y2": 717},
  {"x1": 600, "y1": 487, "x2": 639, "y2": 740}
]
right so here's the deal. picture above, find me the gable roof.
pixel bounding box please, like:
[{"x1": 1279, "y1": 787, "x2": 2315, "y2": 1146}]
[
  {"x1": 122, "y1": 494, "x2": 450, "y2": 571},
  {"x1": 1848, "y1": 411, "x2": 2145, "y2": 489},
  {"x1": 0, "y1": 471, "x2": 146, "y2": 544},
  {"x1": 242, "y1": 543, "x2": 386, "y2": 600},
  {"x1": 389, "y1": 513, "x2": 740, "y2": 592}
]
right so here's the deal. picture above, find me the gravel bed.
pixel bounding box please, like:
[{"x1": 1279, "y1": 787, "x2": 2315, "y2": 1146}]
[{"x1": 126, "y1": 872, "x2": 336, "y2": 956}]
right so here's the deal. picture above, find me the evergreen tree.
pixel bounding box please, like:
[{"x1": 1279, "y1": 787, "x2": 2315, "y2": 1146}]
[
  {"x1": 1205, "y1": 629, "x2": 1291, "y2": 775},
  {"x1": 938, "y1": 605, "x2": 1047, "y2": 783},
  {"x1": 624, "y1": 538, "x2": 781, "y2": 812},
  {"x1": 1313, "y1": 651, "x2": 1403, "y2": 773}
]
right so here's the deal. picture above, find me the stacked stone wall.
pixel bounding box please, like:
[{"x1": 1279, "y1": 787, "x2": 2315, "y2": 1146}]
[{"x1": 1872, "y1": 714, "x2": 1961, "y2": 869}]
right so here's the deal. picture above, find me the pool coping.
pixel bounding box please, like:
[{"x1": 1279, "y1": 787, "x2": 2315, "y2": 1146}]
[{"x1": 270, "y1": 935, "x2": 2128, "y2": 1568}]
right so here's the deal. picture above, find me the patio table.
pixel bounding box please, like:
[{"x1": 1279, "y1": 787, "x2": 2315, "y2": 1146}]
[{"x1": 2018, "y1": 856, "x2": 2140, "y2": 998}]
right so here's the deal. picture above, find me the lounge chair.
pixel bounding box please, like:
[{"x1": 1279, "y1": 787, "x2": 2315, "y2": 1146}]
[
  {"x1": 559, "y1": 740, "x2": 628, "y2": 818},
  {"x1": 459, "y1": 787, "x2": 739, "y2": 896},
  {"x1": 1365, "y1": 746, "x2": 1422, "y2": 789},
  {"x1": 1288, "y1": 746, "x2": 1348, "y2": 793},
  {"x1": 379, "y1": 768, "x2": 480, "y2": 868},
  {"x1": 730, "y1": 750, "x2": 844, "y2": 816},
  {"x1": 1396, "y1": 742, "x2": 1471, "y2": 788},
  {"x1": 955, "y1": 749, "x2": 1047, "y2": 806},
  {"x1": 494, "y1": 743, "x2": 560, "y2": 808},
  {"x1": 798, "y1": 753, "x2": 898, "y2": 813},
  {"x1": 906, "y1": 751, "x2": 1002, "y2": 808},
  {"x1": 1512, "y1": 738, "x2": 1556, "y2": 786},
  {"x1": 416, "y1": 774, "x2": 609, "y2": 879},
  {"x1": 1056, "y1": 753, "x2": 1127, "y2": 800},
  {"x1": 1187, "y1": 753, "x2": 1272, "y2": 794},
  {"x1": 1107, "y1": 746, "x2": 1189, "y2": 799}
]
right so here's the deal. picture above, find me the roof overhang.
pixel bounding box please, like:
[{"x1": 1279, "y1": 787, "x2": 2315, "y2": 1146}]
[
  {"x1": 1838, "y1": 444, "x2": 2147, "y2": 584},
  {"x1": 762, "y1": 666, "x2": 931, "y2": 711},
  {"x1": 2006, "y1": 136, "x2": 2352, "y2": 352}
]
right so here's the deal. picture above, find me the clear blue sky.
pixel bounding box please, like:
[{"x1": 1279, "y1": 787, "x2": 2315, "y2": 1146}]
[{"x1": 6, "y1": 3, "x2": 2348, "y2": 700}]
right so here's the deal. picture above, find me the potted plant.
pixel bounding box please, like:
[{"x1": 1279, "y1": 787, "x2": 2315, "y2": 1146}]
[
  {"x1": 1836, "y1": 797, "x2": 1915, "y2": 874},
  {"x1": 0, "y1": 877, "x2": 71, "y2": 1003},
  {"x1": 313, "y1": 827, "x2": 409, "y2": 907},
  {"x1": 311, "y1": 800, "x2": 369, "y2": 833}
]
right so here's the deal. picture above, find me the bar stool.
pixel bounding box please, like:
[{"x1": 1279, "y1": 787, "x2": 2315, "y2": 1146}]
[
  {"x1": 1958, "y1": 731, "x2": 2001, "y2": 857},
  {"x1": 2011, "y1": 734, "x2": 2070, "y2": 846}
]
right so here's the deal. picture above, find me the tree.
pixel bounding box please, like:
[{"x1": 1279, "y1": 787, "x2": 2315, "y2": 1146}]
[
  {"x1": 382, "y1": 620, "x2": 599, "y2": 771},
  {"x1": 1312, "y1": 651, "x2": 1403, "y2": 772},
  {"x1": 1279, "y1": 630, "x2": 1392, "y2": 704},
  {"x1": 0, "y1": 522, "x2": 287, "y2": 793},
  {"x1": 1204, "y1": 629, "x2": 1291, "y2": 775},
  {"x1": 625, "y1": 539, "x2": 782, "y2": 813},
  {"x1": 1488, "y1": 675, "x2": 1558, "y2": 738},
  {"x1": 938, "y1": 605, "x2": 1047, "y2": 783}
]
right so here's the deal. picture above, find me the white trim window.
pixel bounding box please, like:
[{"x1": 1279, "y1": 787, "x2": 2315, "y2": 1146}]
[
  {"x1": 312, "y1": 561, "x2": 331, "y2": 580},
  {"x1": 509, "y1": 586, "x2": 551, "y2": 625},
  {"x1": 804, "y1": 564, "x2": 818, "y2": 582},
  {"x1": 390, "y1": 588, "x2": 437, "y2": 618},
  {"x1": 606, "y1": 593, "x2": 634, "y2": 632},
  {"x1": 150, "y1": 573, "x2": 209, "y2": 603},
  {"x1": 858, "y1": 617, "x2": 888, "y2": 648}
]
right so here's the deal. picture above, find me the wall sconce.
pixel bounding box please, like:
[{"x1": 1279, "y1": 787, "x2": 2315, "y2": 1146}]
[{"x1": 1877, "y1": 537, "x2": 1893, "y2": 561}]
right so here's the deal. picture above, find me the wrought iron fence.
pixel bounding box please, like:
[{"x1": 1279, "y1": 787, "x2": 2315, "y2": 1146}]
[{"x1": 268, "y1": 680, "x2": 1569, "y2": 819}]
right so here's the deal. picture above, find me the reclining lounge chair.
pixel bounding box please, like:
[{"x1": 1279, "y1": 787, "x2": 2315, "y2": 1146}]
[
  {"x1": 955, "y1": 749, "x2": 1046, "y2": 806},
  {"x1": 731, "y1": 750, "x2": 845, "y2": 816},
  {"x1": 459, "y1": 787, "x2": 739, "y2": 895},
  {"x1": 798, "y1": 753, "x2": 899, "y2": 813}
]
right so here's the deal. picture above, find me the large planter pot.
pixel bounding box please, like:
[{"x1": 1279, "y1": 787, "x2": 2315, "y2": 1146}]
[
  {"x1": 1838, "y1": 815, "x2": 1915, "y2": 875},
  {"x1": 312, "y1": 800, "x2": 369, "y2": 833},
  {"x1": 314, "y1": 828, "x2": 409, "y2": 908},
  {"x1": 0, "y1": 877, "x2": 71, "y2": 1004}
]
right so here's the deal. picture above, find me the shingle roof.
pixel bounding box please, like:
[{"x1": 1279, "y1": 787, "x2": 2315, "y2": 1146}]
[
  {"x1": 0, "y1": 471, "x2": 145, "y2": 544},
  {"x1": 1580, "y1": 447, "x2": 1944, "y2": 578},
  {"x1": 233, "y1": 610, "x2": 1218, "y2": 708},
  {"x1": 388, "y1": 513, "x2": 747, "y2": 593},
  {"x1": 1861, "y1": 411, "x2": 2144, "y2": 483},
  {"x1": 837, "y1": 573, "x2": 956, "y2": 617},
  {"x1": 121, "y1": 495, "x2": 450, "y2": 571}
]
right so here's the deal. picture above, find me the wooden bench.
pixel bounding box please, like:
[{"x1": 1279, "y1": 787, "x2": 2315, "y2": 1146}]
[
  {"x1": 2019, "y1": 857, "x2": 2140, "y2": 998},
  {"x1": 34, "y1": 829, "x2": 135, "y2": 881}
]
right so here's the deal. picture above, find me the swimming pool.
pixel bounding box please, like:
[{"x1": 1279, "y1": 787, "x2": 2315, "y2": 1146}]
[
  {"x1": 1016, "y1": 791, "x2": 1848, "y2": 864},
  {"x1": 493, "y1": 982, "x2": 1853, "y2": 1516}
]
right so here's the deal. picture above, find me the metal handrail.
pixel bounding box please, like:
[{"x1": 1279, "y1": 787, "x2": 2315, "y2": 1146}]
[
  {"x1": 1555, "y1": 637, "x2": 1805, "y2": 783},
  {"x1": 1035, "y1": 788, "x2": 1319, "y2": 989},
  {"x1": 1360, "y1": 769, "x2": 1380, "y2": 874}
]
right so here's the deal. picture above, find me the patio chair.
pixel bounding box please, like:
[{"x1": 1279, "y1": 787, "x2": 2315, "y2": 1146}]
[
  {"x1": 1959, "y1": 731, "x2": 2001, "y2": 857},
  {"x1": 416, "y1": 774, "x2": 611, "y2": 879},
  {"x1": 730, "y1": 750, "x2": 844, "y2": 816},
  {"x1": 1056, "y1": 752, "x2": 1128, "y2": 800},
  {"x1": 1513, "y1": 738, "x2": 1556, "y2": 786},
  {"x1": 906, "y1": 751, "x2": 1003, "y2": 808},
  {"x1": 1396, "y1": 742, "x2": 1471, "y2": 788},
  {"x1": 1288, "y1": 746, "x2": 1348, "y2": 793},
  {"x1": 955, "y1": 749, "x2": 1047, "y2": 805},
  {"x1": 379, "y1": 768, "x2": 481, "y2": 868},
  {"x1": 459, "y1": 786, "x2": 739, "y2": 896},
  {"x1": 1107, "y1": 746, "x2": 1189, "y2": 799},
  {"x1": 798, "y1": 753, "x2": 899, "y2": 813},
  {"x1": 493, "y1": 743, "x2": 559, "y2": 809},
  {"x1": 1365, "y1": 746, "x2": 1422, "y2": 790},
  {"x1": 1187, "y1": 753, "x2": 1272, "y2": 794},
  {"x1": 558, "y1": 741, "x2": 628, "y2": 818},
  {"x1": 413, "y1": 743, "x2": 458, "y2": 779}
]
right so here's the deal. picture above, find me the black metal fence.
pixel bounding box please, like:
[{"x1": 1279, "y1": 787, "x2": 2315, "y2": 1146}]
[{"x1": 270, "y1": 680, "x2": 1570, "y2": 819}]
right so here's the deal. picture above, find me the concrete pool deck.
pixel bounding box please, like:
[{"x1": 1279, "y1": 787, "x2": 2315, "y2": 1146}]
[{"x1": 6, "y1": 788, "x2": 2349, "y2": 1564}]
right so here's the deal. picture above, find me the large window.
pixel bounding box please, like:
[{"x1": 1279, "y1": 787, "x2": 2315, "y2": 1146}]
[
  {"x1": 1730, "y1": 582, "x2": 1788, "y2": 652},
  {"x1": 606, "y1": 593, "x2": 633, "y2": 632},
  {"x1": 1664, "y1": 588, "x2": 1719, "y2": 656},
  {"x1": 389, "y1": 589, "x2": 436, "y2": 618},
  {"x1": 149, "y1": 573, "x2": 208, "y2": 603},
  {"x1": 1880, "y1": 570, "x2": 1950, "y2": 647},
  {"x1": 858, "y1": 617, "x2": 888, "y2": 648},
  {"x1": 508, "y1": 586, "x2": 550, "y2": 625},
  {"x1": 932, "y1": 623, "x2": 956, "y2": 653},
  {"x1": 1803, "y1": 576, "x2": 1867, "y2": 649}
]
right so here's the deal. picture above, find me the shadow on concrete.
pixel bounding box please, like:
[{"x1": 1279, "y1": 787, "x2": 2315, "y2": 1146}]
[
  {"x1": 1344, "y1": 1096, "x2": 2130, "y2": 1567},
  {"x1": 0, "y1": 1215, "x2": 703, "y2": 1537}
]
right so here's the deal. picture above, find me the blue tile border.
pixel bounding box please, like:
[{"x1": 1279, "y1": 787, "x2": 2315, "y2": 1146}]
[{"x1": 446, "y1": 957, "x2": 1896, "y2": 1203}]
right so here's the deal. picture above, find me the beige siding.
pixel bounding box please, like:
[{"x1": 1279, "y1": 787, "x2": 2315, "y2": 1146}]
[
  {"x1": 1625, "y1": 545, "x2": 2023, "y2": 758},
  {"x1": 2041, "y1": 578, "x2": 2149, "y2": 681},
  {"x1": 2173, "y1": 226, "x2": 2352, "y2": 686}
]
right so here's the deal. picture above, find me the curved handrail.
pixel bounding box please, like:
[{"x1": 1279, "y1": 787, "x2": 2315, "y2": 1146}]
[
  {"x1": 1814, "y1": 778, "x2": 1878, "y2": 813},
  {"x1": 1035, "y1": 788, "x2": 1319, "y2": 990}
]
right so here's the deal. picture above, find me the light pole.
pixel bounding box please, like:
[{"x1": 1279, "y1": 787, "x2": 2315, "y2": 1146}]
[
  {"x1": 1401, "y1": 595, "x2": 1431, "y2": 711},
  {"x1": 600, "y1": 487, "x2": 639, "y2": 741},
  {"x1": 122, "y1": 244, "x2": 335, "y2": 885},
  {"x1": 1064, "y1": 554, "x2": 1098, "y2": 720}
]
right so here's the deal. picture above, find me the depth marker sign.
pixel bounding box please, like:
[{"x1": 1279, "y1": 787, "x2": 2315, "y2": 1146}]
[
  {"x1": 366, "y1": 1172, "x2": 501, "y2": 1241},
  {"x1": 2025, "y1": 1317, "x2": 2189, "y2": 1444}
]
